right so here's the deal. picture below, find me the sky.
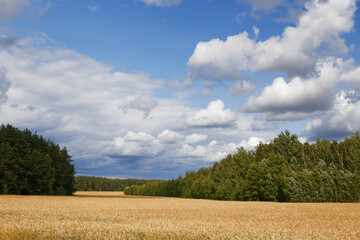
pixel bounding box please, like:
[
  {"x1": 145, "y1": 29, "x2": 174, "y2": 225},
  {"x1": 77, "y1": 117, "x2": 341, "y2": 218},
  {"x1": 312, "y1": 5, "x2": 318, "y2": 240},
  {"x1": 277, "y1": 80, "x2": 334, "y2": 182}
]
[{"x1": 0, "y1": 0, "x2": 360, "y2": 179}]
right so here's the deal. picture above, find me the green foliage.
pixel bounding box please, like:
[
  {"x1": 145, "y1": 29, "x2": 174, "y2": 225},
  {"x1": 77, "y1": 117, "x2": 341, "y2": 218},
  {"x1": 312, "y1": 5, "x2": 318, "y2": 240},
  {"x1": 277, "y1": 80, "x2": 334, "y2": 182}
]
[
  {"x1": 0, "y1": 124, "x2": 75, "y2": 195},
  {"x1": 75, "y1": 176, "x2": 153, "y2": 191},
  {"x1": 244, "y1": 154, "x2": 290, "y2": 202},
  {"x1": 125, "y1": 131, "x2": 360, "y2": 202},
  {"x1": 124, "y1": 185, "x2": 140, "y2": 195}
]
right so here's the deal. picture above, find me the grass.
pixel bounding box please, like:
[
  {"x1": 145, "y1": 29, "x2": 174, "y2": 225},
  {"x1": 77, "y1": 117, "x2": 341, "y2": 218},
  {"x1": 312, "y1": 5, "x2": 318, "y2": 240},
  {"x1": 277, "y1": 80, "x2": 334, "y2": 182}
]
[{"x1": 0, "y1": 191, "x2": 359, "y2": 239}]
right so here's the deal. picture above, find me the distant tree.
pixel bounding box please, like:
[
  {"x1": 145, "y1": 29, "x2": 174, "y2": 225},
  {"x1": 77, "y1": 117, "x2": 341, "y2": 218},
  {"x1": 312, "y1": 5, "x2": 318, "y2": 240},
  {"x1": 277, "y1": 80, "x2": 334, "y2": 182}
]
[{"x1": 123, "y1": 131, "x2": 360, "y2": 203}]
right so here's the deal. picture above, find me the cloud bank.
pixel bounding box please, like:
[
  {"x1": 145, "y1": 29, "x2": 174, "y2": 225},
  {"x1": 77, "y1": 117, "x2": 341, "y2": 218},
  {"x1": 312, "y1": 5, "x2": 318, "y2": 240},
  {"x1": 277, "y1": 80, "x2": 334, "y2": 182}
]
[
  {"x1": 188, "y1": 0, "x2": 355, "y2": 79},
  {"x1": 0, "y1": 34, "x2": 257, "y2": 178}
]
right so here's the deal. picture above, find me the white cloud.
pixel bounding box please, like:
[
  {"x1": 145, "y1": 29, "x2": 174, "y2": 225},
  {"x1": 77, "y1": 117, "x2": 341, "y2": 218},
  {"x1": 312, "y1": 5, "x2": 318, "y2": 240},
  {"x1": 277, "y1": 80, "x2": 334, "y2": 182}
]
[
  {"x1": 0, "y1": 34, "x2": 168, "y2": 163},
  {"x1": 0, "y1": 0, "x2": 29, "y2": 22},
  {"x1": 178, "y1": 144, "x2": 207, "y2": 158},
  {"x1": 112, "y1": 131, "x2": 164, "y2": 157},
  {"x1": 186, "y1": 99, "x2": 236, "y2": 128},
  {"x1": 253, "y1": 0, "x2": 355, "y2": 74},
  {"x1": 108, "y1": 130, "x2": 241, "y2": 165},
  {"x1": 123, "y1": 131, "x2": 155, "y2": 142},
  {"x1": 188, "y1": 0, "x2": 356, "y2": 79},
  {"x1": 139, "y1": 0, "x2": 182, "y2": 7},
  {"x1": 177, "y1": 140, "x2": 238, "y2": 163},
  {"x1": 158, "y1": 129, "x2": 184, "y2": 143},
  {"x1": 305, "y1": 90, "x2": 360, "y2": 140},
  {"x1": 299, "y1": 137, "x2": 307, "y2": 144},
  {"x1": 0, "y1": 1, "x2": 315, "y2": 179},
  {"x1": 185, "y1": 134, "x2": 208, "y2": 144},
  {"x1": 188, "y1": 32, "x2": 255, "y2": 80},
  {"x1": 243, "y1": 58, "x2": 341, "y2": 119},
  {"x1": 341, "y1": 65, "x2": 360, "y2": 90},
  {"x1": 240, "y1": 136, "x2": 265, "y2": 150},
  {"x1": 0, "y1": 33, "x2": 259, "y2": 176}
]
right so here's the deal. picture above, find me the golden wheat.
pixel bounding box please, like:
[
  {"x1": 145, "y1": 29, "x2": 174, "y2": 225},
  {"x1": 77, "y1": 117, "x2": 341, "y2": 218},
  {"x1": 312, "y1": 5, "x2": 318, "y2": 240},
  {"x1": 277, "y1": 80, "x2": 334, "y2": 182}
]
[{"x1": 0, "y1": 191, "x2": 359, "y2": 239}]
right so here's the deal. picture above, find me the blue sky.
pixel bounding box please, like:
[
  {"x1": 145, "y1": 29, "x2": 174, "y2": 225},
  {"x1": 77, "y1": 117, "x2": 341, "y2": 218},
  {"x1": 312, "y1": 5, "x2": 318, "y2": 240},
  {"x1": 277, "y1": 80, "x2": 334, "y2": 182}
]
[{"x1": 0, "y1": 0, "x2": 360, "y2": 179}]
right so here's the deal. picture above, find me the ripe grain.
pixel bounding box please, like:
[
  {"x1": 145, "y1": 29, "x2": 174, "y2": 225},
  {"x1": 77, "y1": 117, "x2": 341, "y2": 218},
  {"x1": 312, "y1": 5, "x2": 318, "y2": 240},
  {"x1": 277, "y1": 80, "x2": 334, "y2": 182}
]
[{"x1": 0, "y1": 191, "x2": 359, "y2": 239}]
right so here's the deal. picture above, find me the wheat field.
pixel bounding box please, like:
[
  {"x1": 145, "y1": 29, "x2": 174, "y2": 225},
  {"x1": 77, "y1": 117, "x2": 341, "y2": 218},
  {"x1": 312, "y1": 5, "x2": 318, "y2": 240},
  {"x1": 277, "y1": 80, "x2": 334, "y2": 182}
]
[{"x1": 0, "y1": 191, "x2": 359, "y2": 239}]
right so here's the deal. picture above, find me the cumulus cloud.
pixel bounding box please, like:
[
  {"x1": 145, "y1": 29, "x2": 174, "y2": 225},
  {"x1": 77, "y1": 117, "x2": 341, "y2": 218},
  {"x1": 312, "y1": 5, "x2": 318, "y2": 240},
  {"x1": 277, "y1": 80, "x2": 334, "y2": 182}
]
[
  {"x1": 111, "y1": 131, "x2": 164, "y2": 157},
  {"x1": 188, "y1": 32, "x2": 255, "y2": 80},
  {"x1": 243, "y1": 58, "x2": 342, "y2": 119},
  {"x1": 177, "y1": 140, "x2": 238, "y2": 163},
  {"x1": 341, "y1": 65, "x2": 360, "y2": 90},
  {"x1": 123, "y1": 131, "x2": 155, "y2": 142},
  {"x1": 240, "y1": 136, "x2": 265, "y2": 150},
  {"x1": 107, "y1": 128, "x2": 245, "y2": 168},
  {"x1": 105, "y1": 129, "x2": 244, "y2": 168},
  {"x1": 139, "y1": 0, "x2": 182, "y2": 7},
  {"x1": 304, "y1": 90, "x2": 360, "y2": 140},
  {"x1": 0, "y1": 68, "x2": 10, "y2": 105},
  {"x1": 158, "y1": 129, "x2": 184, "y2": 143},
  {"x1": 185, "y1": 134, "x2": 208, "y2": 144},
  {"x1": 0, "y1": 2, "x2": 301, "y2": 179},
  {"x1": 0, "y1": 33, "x2": 260, "y2": 177},
  {"x1": 186, "y1": 100, "x2": 236, "y2": 128},
  {"x1": 188, "y1": 0, "x2": 356, "y2": 80},
  {"x1": 0, "y1": 34, "x2": 167, "y2": 163},
  {"x1": 178, "y1": 144, "x2": 207, "y2": 158}
]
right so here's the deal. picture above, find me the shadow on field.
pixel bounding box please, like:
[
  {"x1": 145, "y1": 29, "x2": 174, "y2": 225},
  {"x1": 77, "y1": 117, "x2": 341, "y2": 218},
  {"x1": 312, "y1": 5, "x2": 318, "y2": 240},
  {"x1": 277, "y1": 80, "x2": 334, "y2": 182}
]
[{"x1": 73, "y1": 192, "x2": 163, "y2": 199}]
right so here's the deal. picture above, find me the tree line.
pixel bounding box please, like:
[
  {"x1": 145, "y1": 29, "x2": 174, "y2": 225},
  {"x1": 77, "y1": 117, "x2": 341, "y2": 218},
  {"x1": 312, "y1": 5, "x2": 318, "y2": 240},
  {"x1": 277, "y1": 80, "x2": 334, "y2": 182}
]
[
  {"x1": 75, "y1": 175, "x2": 157, "y2": 191},
  {"x1": 0, "y1": 124, "x2": 75, "y2": 195},
  {"x1": 125, "y1": 131, "x2": 360, "y2": 202}
]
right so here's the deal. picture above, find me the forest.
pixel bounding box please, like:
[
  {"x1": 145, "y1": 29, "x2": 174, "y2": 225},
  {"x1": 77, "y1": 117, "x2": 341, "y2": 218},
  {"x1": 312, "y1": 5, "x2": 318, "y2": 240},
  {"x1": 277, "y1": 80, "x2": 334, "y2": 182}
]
[
  {"x1": 0, "y1": 124, "x2": 75, "y2": 195},
  {"x1": 75, "y1": 176, "x2": 157, "y2": 191},
  {"x1": 125, "y1": 131, "x2": 360, "y2": 202}
]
